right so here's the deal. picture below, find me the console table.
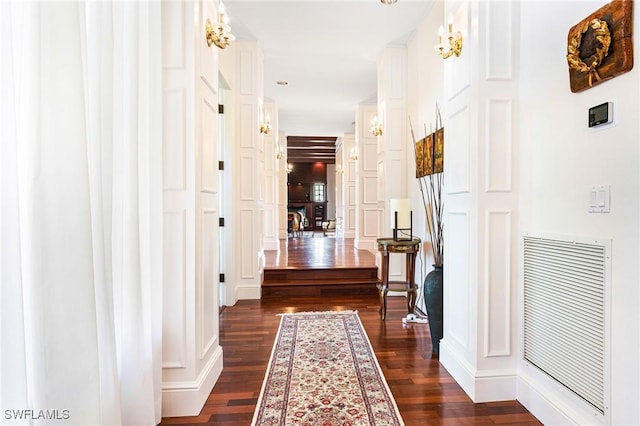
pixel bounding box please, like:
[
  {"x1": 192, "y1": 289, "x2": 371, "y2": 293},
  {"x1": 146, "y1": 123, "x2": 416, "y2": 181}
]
[{"x1": 376, "y1": 237, "x2": 421, "y2": 320}]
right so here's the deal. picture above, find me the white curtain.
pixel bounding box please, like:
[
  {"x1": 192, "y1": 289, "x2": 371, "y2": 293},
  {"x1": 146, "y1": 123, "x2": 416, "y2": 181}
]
[{"x1": 1, "y1": 1, "x2": 162, "y2": 425}]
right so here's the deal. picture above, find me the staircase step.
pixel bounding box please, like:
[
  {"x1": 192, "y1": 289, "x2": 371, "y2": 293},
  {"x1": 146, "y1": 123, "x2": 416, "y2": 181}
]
[
  {"x1": 263, "y1": 267, "x2": 377, "y2": 284},
  {"x1": 262, "y1": 266, "x2": 379, "y2": 297}
]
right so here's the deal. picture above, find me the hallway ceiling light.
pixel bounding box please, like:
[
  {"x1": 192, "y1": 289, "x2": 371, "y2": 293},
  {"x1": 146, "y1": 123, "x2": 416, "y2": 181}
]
[
  {"x1": 380, "y1": 0, "x2": 398, "y2": 4},
  {"x1": 205, "y1": 0, "x2": 236, "y2": 49}
]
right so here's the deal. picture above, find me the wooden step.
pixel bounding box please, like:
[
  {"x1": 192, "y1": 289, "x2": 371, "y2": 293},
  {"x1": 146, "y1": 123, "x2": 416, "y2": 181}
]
[
  {"x1": 262, "y1": 266, "x2": 379, "y2": 297},
  {"x1": 263, "y1": 267, "x2": 377, "y2": 285}
]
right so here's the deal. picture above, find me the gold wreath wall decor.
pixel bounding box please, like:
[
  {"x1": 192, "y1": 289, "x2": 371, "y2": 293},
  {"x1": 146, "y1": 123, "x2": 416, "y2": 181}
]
[
  {"x1": 567, "y1": 19, "x2": 611, "y2": 87},
  {"x1": 566, "y1": 0, "x2": 633, "y2": 93}
]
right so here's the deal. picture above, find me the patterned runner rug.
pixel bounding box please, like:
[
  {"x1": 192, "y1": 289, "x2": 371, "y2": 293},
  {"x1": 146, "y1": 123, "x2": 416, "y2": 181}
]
[{"x1": 251, "y1": 311, "x2": 404, "y2": 426}]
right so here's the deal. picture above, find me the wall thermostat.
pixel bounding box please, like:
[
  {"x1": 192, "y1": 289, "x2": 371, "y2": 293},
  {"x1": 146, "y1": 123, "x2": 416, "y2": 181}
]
[{"x1": 589, "y1": 102, "x2": 613, "y2": 128}]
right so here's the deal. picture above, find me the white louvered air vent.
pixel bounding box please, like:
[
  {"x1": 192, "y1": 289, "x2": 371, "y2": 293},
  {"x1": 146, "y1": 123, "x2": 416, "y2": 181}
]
[{"x1": 523, "y1": 235, "x2": 609, "y2": 415}]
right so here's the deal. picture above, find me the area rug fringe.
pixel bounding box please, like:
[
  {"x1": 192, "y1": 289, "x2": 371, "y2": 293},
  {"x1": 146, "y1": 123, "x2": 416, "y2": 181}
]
[{"x1": 252, "y1": 310, "x2": 404, "y2": 426}]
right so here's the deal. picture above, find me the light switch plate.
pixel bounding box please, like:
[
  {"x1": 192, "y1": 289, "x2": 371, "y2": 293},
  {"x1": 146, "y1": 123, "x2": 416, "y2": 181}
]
[{"x1": 589, "y1": 185, "x2": 610, "y2": 213}]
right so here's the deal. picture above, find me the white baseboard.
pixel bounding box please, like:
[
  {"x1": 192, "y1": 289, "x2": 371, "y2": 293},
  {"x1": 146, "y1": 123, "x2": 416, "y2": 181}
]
[
  {"x1": 263, "y1": 239, "x2": 279, "y2": 251},
  {"x1": 162, "y1": 345, "x2": 223, "y2": 417},
  {"x1": 439, "y1": 339, "x2": 517, "y2": 402},
  {"x1": 439, "y1": 339, "x2": 475, "y2": 399},
  {"x1": 237, "y1": 284, "x2": 261, "y2": 300},
  {"x1": 517, "y1": 368, "x2": 604, "y2": 426}
]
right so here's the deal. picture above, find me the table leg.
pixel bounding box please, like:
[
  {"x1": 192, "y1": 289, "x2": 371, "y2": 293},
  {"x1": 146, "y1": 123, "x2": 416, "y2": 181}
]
[
  {"x1": 379, "y1": 251, "x2": 390, "y2": 320},
  {"x1": 378, "y1": 286, "x2": 388, "y2": 320},
  {"x1": 406, "y1": 252, "x2": 417, "y2": 314}
]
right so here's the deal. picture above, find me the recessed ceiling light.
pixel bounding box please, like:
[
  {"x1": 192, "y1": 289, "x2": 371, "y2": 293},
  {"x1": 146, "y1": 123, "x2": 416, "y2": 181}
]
[
  {"x1": 380, "y1": 0, "x2": 397, "y2": 4},
  {"x1": 276, "y1": 80, "x2": 289, "y2": 86}
]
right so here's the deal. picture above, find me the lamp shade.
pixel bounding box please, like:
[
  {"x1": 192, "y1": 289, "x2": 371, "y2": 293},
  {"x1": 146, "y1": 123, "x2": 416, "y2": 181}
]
[{"x1": 390, "y1": 199, "x2": 411, "y2": 230}]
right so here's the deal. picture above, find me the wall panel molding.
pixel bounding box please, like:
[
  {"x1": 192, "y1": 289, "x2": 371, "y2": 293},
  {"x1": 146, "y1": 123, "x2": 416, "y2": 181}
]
[
  {"x1": 200, "y1": 97, "x2": 218, "y2": 194},
  {"x1": 239, "y1": 104, "x2": 254, "y2": 149},
  {"x1": 447, "y1": 105, "x2": 470, "y2": 194},
  {"x1": 485, "y1": 0, "x2": 513, "y2": 81},
  {"x1": 363, "y1": 142, "x2": 377, "y2": 172},
  {"x1": 161, "y1": 2, "x2": 185, "y2": 69},
  {"x1": 239, "y1": 49, "x2": 255, "y2": 95},
  {"x1": 240, "y1": 156, "x2": 254, "y2": 201},
  {"x1": 485, "y1": 98, "x2": 513, "y2": 192},
  {"x1": 484, "y1": 210, "x2": 512, "y2": 357},
  {"x1": 162, "y1": 209, "x2": 187, "y2": 369},
  {"x1": 163, "y1": 89, "x2": 187, "y2": 190},
  {"x1": 200, "y1": 208, "x2": 218, "y2": 360},
  {"x1": 447, "y1": 210, "x2": 470, "y2": 350},
  {"x1": 240, "y1": 209, "x2": 255, "y2": 279},
  {"x1": 363, "y1": 209, "x2": 380, "y2": 237},
  {"x1": 363, "y1": 176, "x2": 378, "y2": 204}
]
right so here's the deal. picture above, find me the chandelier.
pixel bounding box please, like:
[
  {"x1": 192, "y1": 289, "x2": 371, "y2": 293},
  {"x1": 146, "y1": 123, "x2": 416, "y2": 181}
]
[
  {"x1": 370, "y1": 116, "x2": 383, "y2": 136},
  {"x1": 260, "y1": 116, "x2": 272, "y2": 134},
  {"x1": 205, "y1": 0, "x2": 236, "y2": 49},
  {"x1": 434, "y1": 13, "x2": 463, "y2": 59}
]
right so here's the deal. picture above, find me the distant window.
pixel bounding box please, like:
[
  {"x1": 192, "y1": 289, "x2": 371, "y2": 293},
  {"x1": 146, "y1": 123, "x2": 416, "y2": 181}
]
[{"x1": 313, "y1": 183, "x2": 325, "y2": 202}]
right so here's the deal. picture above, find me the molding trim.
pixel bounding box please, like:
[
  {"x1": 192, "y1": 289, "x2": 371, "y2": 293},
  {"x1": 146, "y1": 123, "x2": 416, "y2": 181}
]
[
  {"x1": 517, "y1": 370, "x2": 594, "y2": 426},
  {"x1": 161, "y1": 346, "x2": 223, "y2": 417},
  {"x1": 440, "y1": 339, "x2": 517, "y2": 402},
  {"x1": 236, "y1": 284, "x2": 261, "y2": 300}
]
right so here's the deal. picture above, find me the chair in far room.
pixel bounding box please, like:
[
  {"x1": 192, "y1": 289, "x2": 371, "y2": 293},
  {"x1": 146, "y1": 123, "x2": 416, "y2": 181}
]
[{"x1": 322, "y1": 219, "x2": 336, "y2": 236}]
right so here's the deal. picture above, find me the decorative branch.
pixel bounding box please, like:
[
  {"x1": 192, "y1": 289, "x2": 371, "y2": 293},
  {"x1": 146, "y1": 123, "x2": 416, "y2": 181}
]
[{"x1": 409, "y1": 106, "x2": 444, "y2": 267}]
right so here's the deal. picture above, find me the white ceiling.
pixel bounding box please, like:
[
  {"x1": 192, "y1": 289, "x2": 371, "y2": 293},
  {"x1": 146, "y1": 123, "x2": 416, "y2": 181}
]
[{"x1": 223, "y1": 0, "x2": 433, "y2": 137}]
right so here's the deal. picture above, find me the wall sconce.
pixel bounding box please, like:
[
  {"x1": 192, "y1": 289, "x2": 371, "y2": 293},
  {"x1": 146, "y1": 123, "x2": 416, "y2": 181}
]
[
  {"x1": 286, "y1": 163, "x2": 293, "y2": 174},
  {"x1": 336, "y1": 164, "x2": 344, "y2": 174},
  {"x1": 349, "y1": 148, "x2": 358, "y2": 161},
  {"x1": 260, "y1": 116, "x2": 272, "y2": 135},
  {"x1": 369, "y1": 116, "x2": 383, "y2": 136},
  {"x1": 276, "y1": 145, "x2": 285, "y2": 160},
  {"x1": 205, "y1": 0, "x2": 236, "y2": 49},
  {"x1": 435, "y1": 13, "x2": 463, "y2": 59}
]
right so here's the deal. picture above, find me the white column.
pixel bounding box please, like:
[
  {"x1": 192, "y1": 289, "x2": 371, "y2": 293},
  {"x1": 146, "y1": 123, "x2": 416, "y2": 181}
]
[
  {"x1": 341, "y1": 134, "x2": 357, "y2": 239},
  {"x1": 439, "y1": 0, "x2": 520, "y2": 403},
  {"x1": 161, "y1": 0, "x2": 223, "y2": 416},
  {"x1": 355, "y1": 106, "x2": 379, "y2": 251},
  {"x1": 376, "y1": 47, "x2": 409, "y2": 280},
  {"x1": 262, "y1": 101, "x2": 279, "y2": 251},
  {"x1": 277, "y1": 130, "x2": 289, "y2": 241},
  {"x1": 228, "y1": 40, "x2": 265, "y2": 301}
]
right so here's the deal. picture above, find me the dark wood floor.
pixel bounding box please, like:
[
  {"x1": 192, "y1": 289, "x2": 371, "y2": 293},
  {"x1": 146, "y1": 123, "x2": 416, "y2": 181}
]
[
  {"x1": 264, "y1": 232, "x2": 377, "y2": 269},
  {"x1": 160, "y1": 237, "x2": 542, "y2": 425},
  {"x1": 262, "y1": 235, "x2": 380, "y2": 296}
]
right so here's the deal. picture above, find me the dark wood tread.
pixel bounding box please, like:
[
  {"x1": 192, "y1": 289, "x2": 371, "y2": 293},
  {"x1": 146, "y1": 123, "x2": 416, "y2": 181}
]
[
  {"x1": 261, "y1": 282, "x2": 379, "y2": 297},
  {"x1": 264, "y1": 266, "x2": 377, "y2": 286},
  {"x1": 262, "y1": 278, "x2": 379, "y2": 287}
]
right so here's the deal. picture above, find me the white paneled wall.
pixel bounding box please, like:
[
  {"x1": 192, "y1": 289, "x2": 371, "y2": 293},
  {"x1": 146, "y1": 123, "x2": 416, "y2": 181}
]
[
  {"x1": 335, "y1": 138, "x2": 345, "y2": 237},
  {"x1": 439, "y1": 0, "x2": 520, "y2": 403},
  {"x1": 377, "y1": 48, "x2": 409, "y2": 280},
  {"x1": 410, "y1": 1, "x2": 640, "y2": 423},
  {"x1": 355, "y1": 106, "x2": 379, "y2": 250},
  {"x1": 517, "y1": 2, "x2": 639, "y2": 424},
  {"x1": 343, "y1": 134, "x2": 357, "y2": 239},
  {"x1": 231, "y1": 41, "x2": 264, "y2": 301},
  {"x1": 277, "y1": 130, "x2": 289, "y2": 240},
  {"x1": 161, "y1": 0, "x2": 223, "y2": 416},
  {"x1": 262, "y1": 102, "x2": 279, "y2": 251},
  {"x1": 406, "y1": 0, "x2": 444, "y2": 297}
]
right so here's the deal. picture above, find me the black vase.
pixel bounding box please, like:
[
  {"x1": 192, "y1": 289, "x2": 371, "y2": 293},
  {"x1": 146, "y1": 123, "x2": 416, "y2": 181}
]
[{"x1": 424, "y1": 265, "x2": 443, "y2": 355}]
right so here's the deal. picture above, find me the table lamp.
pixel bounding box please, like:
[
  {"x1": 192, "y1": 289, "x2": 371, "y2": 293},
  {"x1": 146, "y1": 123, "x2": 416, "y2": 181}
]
[{"x1": 390, "y1": 198, "x2": 412, "y2": 241}]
